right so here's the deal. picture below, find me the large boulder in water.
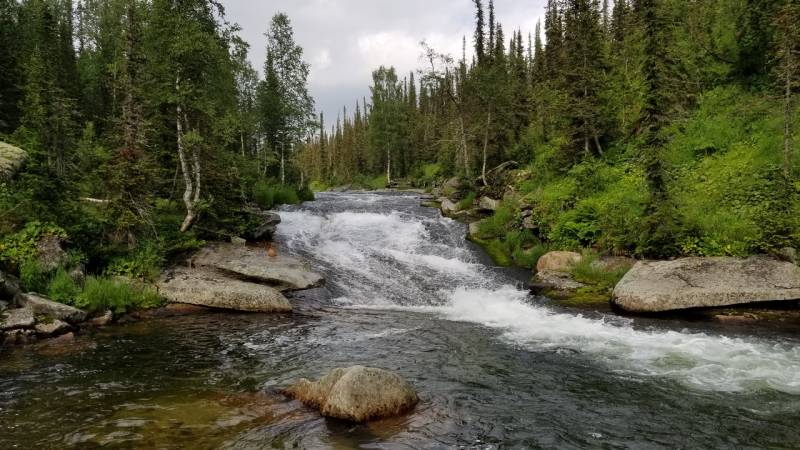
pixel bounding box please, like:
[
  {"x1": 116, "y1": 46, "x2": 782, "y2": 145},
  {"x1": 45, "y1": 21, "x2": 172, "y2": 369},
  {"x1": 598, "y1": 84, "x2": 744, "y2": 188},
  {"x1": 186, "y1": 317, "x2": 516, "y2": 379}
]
[
  {"x1": 0, "y1": 141, "x2": 27, "y2": 180},
  {"x1": 283, "y1": 366, "x2": 419, "y2": 422},
  {"x1": 158, "y1": 267, "x2": 292, "y2": 313},
  {"x1": 191, "y1": 243, "x2": 323, "y2": 292},
  {"x1": 612, "y1": 257, "x2": 800, "y2": 313},
  {"x1": 242, "y1": 208, "x2": 282, "y2": 242}
]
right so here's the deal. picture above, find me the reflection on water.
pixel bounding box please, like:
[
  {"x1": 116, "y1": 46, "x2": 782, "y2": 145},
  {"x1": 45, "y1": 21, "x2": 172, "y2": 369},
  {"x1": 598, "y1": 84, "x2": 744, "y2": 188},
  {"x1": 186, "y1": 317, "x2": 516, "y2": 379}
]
[{"x1": 2, "y1": 192, "x2": 800, "y2": 448}]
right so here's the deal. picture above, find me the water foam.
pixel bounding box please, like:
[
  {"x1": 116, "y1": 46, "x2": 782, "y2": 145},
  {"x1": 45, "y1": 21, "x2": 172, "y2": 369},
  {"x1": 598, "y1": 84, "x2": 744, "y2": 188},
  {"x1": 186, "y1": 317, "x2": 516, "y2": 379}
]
[{"x1": 278, "y1": 200, "x2": 800, "y2": 395}]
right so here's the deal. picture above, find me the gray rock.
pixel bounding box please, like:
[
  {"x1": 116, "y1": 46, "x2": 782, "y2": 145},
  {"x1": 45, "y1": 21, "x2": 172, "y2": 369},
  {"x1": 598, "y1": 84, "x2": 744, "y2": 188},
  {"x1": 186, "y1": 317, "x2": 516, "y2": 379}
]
[
  {"x1": 1, "y1": 307, "x2": 35, "y2": 331},
  {"x1": 441, "y1": 177, "x2": 462, "y2": 198},
  {"x1": 468, "y1": 221, "x2": 482, "y2": 239},
  {"x1": 192, "y1": 243, "x2": 323, "y2": 292},
  {"x1": 35, "y1": 319, "x2": 72, "y2": 336},
  {"x1": 777, "y1": 247, "x2": 798, "y2": 264},
  {"x1": 0, "y1": 141, "x2": 27, "y2": 180},
  {"x1": 529, "y1": 270, "x2": 586, "y2": 296},
  {"x1": 4, "y1": 328, "x2": 35, "y2": 345},
  {"x1": 90, "y1": 310, "x2": 114, "y2": 327},
  {"x1": 36, "y1": 235, "x2": 69, "y2": 271},
  {"x1": 0, "y1": 300, "x2": 7, "y2": 312},
  {"x1": 244, "y1": 209, "x2": 282, "y2": 242},
  {"x1": 522, "y1": 215, "x2": 536, "y2": 230},
  {"x1": 158, "y1": 267, "x2": 292, "y2": 313},
  {"x1": 15, "y1": 293, "x2": 87, "y2": 323},
  {"x1": 478, "y1": 196, "x2": 500, "y2": 211},
  {"x1": 0, "y1": 270, "x2": 21, "y2": 301},
  {"x1": 536, "y1": 251, "x2": 582, "y2": 273},
  {"x1": 283, "y1": 366, "x2": 419, "y2": 422},
  {"x1": 440, "y1": 199, "x2": 459, "y2": 216},
  {"x1": 230, "y1": 236, "x2": 247, "y2": 246},
  {"x1": 612, "y1": 257, "x2": 800, "y2": 313}
]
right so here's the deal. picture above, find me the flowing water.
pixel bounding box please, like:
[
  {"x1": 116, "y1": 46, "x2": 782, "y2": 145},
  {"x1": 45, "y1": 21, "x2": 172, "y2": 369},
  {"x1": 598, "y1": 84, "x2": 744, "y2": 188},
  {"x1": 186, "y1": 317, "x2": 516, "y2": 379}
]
[{"x1": 2, "y1": 191, "x2": 800, "y2": 449}]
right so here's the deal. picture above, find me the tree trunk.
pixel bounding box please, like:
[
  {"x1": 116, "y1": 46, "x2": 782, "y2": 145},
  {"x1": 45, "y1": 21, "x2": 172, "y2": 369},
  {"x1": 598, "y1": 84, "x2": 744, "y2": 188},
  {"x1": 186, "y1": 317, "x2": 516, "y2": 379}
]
[
  {"x1": 481, "y1": 110, "x2": 492, "y2": 186},
  {"x1": 280, "y1": 143, "x2": 285, "y2": 185},
  {"x1": 784, "y1": 45, "x2": 793, "y2": 179},
  {"x1": 459, "y1": 114, "x2": 469, "y2": 178},
  {"x1": 176, "y1": 101, "x2": 195, "y2": 233},
  {"x1": 386, "y1": 146, "x2": 392, "y2": 185}
]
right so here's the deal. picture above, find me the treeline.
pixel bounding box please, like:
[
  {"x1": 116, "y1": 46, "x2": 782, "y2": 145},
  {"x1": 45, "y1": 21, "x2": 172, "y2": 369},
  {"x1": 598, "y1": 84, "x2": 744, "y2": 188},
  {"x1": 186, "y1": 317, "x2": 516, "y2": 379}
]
[
  {"x1": 0, "y1": 1, "x2": 315, "y2": 269},
  {"x1": 299, "y1": 0, "x2": 800, "y2": 258}
]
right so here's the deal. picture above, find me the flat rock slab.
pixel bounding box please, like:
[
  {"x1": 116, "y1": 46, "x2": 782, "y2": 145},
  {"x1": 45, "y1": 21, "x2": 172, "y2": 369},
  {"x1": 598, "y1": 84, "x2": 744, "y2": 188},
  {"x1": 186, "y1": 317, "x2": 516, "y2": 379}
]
[
  {"x1": 35, "y1": 319, "x2": 72, "y2": 336},
  {"x1": 15, "y1": 293, "x2": 87, "y2": 323},
  {"x1": 284, "y1": 366, "x2": 419, "y2": 422},
  {"x1": 1, "y1": 307, "x2": 35, "y2": 331},
  {"x1": 158, "y1": 267, "x2": 292, "y2": 313},
  {"x1": 612, "y1": 257, "x2": 800, "y2": 313},
  {"x1": 192, "y1": 244, "x2": 323, "y2": 292}
]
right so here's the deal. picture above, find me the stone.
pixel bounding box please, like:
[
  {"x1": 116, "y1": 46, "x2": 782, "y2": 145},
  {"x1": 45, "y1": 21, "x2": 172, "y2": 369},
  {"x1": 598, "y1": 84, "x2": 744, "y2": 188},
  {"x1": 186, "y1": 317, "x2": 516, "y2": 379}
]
[
  {"x1": 283, "y1": 366, "x2": 419, "y2": 422},
  {"x1": 69, "y1": 264, "x2": 86, "y2": 284},
  {"x1": 440, "y1": 199, "x2": 459, "y2": 216},
  {"x1": 1, "y1": 307, "x2": 35, "y2": 331},
  {"x1": 777, "y1": 247, "x2": 798, "y2": 264},
  {"x1": 612, "y1": 257, "x2": 800, "y2": 313},
  {"x1": 35, "y1": 319, "x2": 72, "y2": 336},
  {"x1": 192, "y1": 243, "x2": 324, "y2": 292},
  {"x1": 0, "y1": 141, "x2": 27, "y2": 180},
  {"x1": 478, "y1": 197, "x2": 500, "y2": 211},
  {"x1": 230, "y1": 236, "x2": 247, "y2": 246},
  {"x1": 15, "y1": 293, "x2": 88, "y2": 323},
  {"x1": 90, "y1": 310, "x2": 114, "y2": 327},
  {"x1": 0, "y1": 270, "x2": 22, "y2": 301},
  {"x1": 522, "y1": 215, "x2": 536, "y2": 230},
  {"x1": 243, "y1": 209, "x2": 282, "y2": 242},
  {"x1": 36, "y1": 235, "x2": 69, "y2": 271},
  {"x1": 529, "y1": 270, "x2": 586, "y2": 297},
  {"x1": 441, "y1": 177, "x2": 462, "y2": 197},
  {"x1": 536, "y1": 251, "x2": 582, "y2": 273},
  {"x1": 468, "y1": 221, "x2": 482, "y2": 239},
  {"x1": 0, "y1": 300, "x2": 7, "y2": 312},
  {"x1": 4, "y1": 328, "x2": 35, "y2": 345},
  {"x1": 158, "y1": 267, "x2": 292, "y2": 313}
]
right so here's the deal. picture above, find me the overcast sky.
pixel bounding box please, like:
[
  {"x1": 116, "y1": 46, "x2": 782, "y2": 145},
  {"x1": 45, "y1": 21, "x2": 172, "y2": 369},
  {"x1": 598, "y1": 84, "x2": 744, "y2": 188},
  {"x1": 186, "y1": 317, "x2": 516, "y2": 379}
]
[{"x1": 221, "y1": 0, "x2": 547, "y2": 121}]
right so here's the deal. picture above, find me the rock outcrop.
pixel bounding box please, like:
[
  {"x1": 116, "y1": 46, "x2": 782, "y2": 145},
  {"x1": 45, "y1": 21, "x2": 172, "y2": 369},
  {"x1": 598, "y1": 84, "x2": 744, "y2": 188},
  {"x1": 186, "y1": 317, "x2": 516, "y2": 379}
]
[
  {"x1": 612, "y1": 257, "x2": 800, "y2": 313},
  {"x1": 1, "y1": 307, "x2": 35, "y2": 331},
  {"x1": 15, "y1": 293, "x2": 87, "y2": 323},
  {"x1": 243, "y1": 208, "x2": 282, "y2": 242},
  {"x1": 0, "y1": 270, "x2": 21, "y2": 300},
  {"x1": 283, "y1": 366, "x2": 419, "y2": 422},
  {"x1": 0, "y1": 141, "x2": 27, "y2": 180},
  {"x1": 158, "y1": 267, "x2": 292, "y2": 313},
  {"x1": 440, "y1": 198, "x2": 459, "y2": 216},
  {"x1": 477, "y1": 196, "x2": 500, "y2": 212},
  {"x1": 191, "y1": 243, "x2": 323, "y2": 292}
]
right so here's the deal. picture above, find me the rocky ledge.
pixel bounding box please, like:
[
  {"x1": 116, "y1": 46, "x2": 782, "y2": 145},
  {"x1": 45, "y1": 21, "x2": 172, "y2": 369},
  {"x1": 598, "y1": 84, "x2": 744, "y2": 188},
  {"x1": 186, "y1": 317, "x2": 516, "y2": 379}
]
[
  {"x1": 158, "y1": 242, "x2": 324, "y2": 313},
  {"x1": 612, "y1": 257, "x2": 800, "y2": 313},
  {"x1": 283, "y1": 366, "x2": 419, "y2": 422}
]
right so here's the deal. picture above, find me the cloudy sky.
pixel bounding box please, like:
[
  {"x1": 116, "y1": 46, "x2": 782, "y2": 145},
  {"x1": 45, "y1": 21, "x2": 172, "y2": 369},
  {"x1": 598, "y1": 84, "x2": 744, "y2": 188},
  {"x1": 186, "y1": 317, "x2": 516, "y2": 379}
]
[{"x1": 221, "y1": 0, "x2": 547, "y2": 120}]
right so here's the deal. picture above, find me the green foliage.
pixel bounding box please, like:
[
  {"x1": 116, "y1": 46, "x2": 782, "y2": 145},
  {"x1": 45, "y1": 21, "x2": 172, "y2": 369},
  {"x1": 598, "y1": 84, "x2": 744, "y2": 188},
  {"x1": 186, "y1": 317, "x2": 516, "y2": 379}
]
[
  {"x1": 0, "y1": 221, "x2": 67, "y2": 268},
  {"x1": 106, "y1": 243, "x2": 165, "y2": 281},
  {"x1": 477, "y1": 204, "x2": 516, "y2": 239},
  {"x1": 309, "y1": 180, "x2": 330, "y2": 192},
  {"x1": 570, "y1": 251, "x2": 633, "y2": 291},
  {"x1": 457, "y1": 191, "x2": 477, "y2": 210},
  {"x1": 77, "y1": 276, "x2": 163, "y2": 314},
  {"x1": 47, "y1": 268, "x2": 81, "y2": 305},
  {"x1": 19, "y1": 258, "x2": 48, "y2": 293},
  {"x1": 253, "y1": 180, "x2": 305, "y2": 209}
]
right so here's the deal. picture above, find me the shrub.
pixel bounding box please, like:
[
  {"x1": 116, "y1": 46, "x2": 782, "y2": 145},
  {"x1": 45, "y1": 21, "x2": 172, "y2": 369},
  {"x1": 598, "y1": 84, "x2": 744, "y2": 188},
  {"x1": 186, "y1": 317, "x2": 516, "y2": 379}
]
[
  {"x1": 0, "y1": 221, "x2": 67, "y2": 268},
  {"x1": 457, "y1": 191, "x2": 477, "y2": 211},
  {"x1": 77, "y1": 276, "x2": 163, "y2": 314},
  {"x1": 253, "y1": 180, "x2": 276, "y2": 209},
  {"x1": 48, "y1": 268, "x2": 81, "y2": 305},
  {"x1": 20, "y1": 258, "x2": 49, "y2": 293},
  {"x1": 106, "y1": 242, "x2": 165, "y2": 281}
]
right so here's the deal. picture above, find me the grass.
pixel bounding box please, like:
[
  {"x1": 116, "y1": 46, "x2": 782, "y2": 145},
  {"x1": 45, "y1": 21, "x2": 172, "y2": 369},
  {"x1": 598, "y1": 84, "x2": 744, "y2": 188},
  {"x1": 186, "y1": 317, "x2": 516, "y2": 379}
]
[
  {"x1": 570, "y1": 251, "x2": 633, "y2": 291},
  {"x1": 253, "y1": 181, "x2": 303, "y2": 210},
  {"x1": 76, "y1": 276, "x2": 163, "y2": 314},
  {"x1": 457, "y1": 191, "x2": 477, "y2": 211}
]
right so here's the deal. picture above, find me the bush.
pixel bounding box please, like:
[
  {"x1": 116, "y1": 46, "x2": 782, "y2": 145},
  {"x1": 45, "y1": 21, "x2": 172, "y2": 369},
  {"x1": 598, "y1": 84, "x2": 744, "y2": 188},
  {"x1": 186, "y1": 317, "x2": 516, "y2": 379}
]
[
  {"x1": 48, "y1": 268, "x2": 81, "y2": 305},
  {"x1": 106, "y1": 242, "x2": 165, "y2": 281},
  {"x1": 77, "y1": 276, "x2": 163, "y2": 314},
  {"x1": 571, "y1": 251, "x2": 633, "y2": 290},
  {"x1": 457, "y1": 191, "x2": 477, "y2": 211},
  {"x1": 253, "y1": 181, "x2": 304, "y2": 209},
  {"x1": 20, "y1": 258, "x2": 49, "y2": 293},
  {"x1": 0, "y1": 221, "x2": 67, "y2": 269},
  {"x1": 253, "y1": 180, "x2": 276, "y2": 209}
]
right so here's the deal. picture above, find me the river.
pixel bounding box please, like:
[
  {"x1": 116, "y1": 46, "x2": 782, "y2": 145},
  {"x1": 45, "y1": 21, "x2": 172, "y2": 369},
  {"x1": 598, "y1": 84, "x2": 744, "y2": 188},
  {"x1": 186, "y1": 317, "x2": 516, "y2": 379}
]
[{"x1": 2, "y1": 191, "x2": 800, "y2": 448}]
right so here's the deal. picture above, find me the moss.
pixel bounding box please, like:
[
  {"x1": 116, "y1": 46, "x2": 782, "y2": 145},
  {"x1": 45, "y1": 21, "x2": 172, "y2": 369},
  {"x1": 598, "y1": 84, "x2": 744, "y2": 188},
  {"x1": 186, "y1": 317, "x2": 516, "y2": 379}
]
[
  {"x1": 468, "y1": 236, "x2": 513, "y2": 267},
  {"x1": 0, "y1": 141, "x2": 27, "y2": 179}
]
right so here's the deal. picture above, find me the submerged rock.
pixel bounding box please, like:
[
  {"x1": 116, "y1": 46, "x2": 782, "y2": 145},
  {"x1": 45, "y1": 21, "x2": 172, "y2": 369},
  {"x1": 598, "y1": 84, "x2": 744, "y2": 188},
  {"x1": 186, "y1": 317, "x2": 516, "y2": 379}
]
[
  {"x1": 158, "y1": 267, "x2": 292, "y2": 313},
  {"x1": 15, "y1": 293, "x2": 87, "y2": 323},
  {"x1": 612, "y1": 257, "x2": 800, "y2": 313},
  {"x1": 530, "y1": 270, "x2": 586, "y2": 297},
  {"x1": 536, "y1": 251, "x2": 582, "y2": 273},
  {"x1": 283, "y1": 366, "x2": 419, "y2": 422},
  {"x1": 192, "y1": 243, "x2": 324, "y2": 292},
  {"x1": 1, "y1": 307, "x2": 35, "y2": 331}
]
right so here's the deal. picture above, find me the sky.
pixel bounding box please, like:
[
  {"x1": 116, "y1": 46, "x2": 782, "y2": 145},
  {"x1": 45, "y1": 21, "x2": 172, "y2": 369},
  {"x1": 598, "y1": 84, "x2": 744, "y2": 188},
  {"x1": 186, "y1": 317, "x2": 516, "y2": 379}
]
[{"x1": 221, "y1": 0, "x2": 547, "y2": 121}]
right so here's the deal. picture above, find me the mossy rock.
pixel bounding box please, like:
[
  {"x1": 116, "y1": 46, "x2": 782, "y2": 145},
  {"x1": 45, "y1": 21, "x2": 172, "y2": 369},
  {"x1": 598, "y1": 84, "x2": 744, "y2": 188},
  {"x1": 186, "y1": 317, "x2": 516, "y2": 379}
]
[{"x1": 0, "y1": 142, "x2": 27, "y2": 180}]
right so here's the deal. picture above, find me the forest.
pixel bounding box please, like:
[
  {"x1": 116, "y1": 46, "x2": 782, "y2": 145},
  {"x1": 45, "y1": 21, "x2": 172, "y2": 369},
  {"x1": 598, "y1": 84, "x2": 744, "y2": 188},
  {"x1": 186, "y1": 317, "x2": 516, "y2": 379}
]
[
  {"x1": 0, "y1": 0, "x2": 316, "y2": 310},
  {"x1": 297, "y1": 0, "x2": 800, "y2": 262}
]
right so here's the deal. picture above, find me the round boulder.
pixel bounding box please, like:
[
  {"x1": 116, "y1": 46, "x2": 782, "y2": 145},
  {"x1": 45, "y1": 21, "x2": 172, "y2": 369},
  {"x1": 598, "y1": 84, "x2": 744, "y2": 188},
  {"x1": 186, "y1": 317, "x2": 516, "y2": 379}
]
[
  {"x1": 536, "y1": 251, "x2": 582, "y2": 273},
  {"x1": 283, "y1": 366, "x2": 419, "y2": 422}
]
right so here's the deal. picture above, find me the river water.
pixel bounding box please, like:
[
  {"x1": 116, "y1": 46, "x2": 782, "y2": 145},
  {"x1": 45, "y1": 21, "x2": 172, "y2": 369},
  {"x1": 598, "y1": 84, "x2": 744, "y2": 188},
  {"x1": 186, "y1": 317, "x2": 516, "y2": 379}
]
[{"x1": 2, "y1": 191, "x2": 800, "y2": 448}]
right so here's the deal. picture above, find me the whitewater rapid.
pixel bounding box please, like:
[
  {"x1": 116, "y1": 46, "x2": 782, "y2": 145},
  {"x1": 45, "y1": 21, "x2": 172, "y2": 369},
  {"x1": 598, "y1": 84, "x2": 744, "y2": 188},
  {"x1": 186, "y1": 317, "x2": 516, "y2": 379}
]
[{"x1": 277, "y1": 192, "x2": 800, "y2": 395}]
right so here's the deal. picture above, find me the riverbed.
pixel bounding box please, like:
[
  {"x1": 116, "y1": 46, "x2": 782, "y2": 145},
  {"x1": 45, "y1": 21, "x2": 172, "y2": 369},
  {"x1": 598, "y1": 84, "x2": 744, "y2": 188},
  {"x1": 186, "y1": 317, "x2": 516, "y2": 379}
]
[{"x1": 2, "y1": 191, "x2": 800, "y2": 448}]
